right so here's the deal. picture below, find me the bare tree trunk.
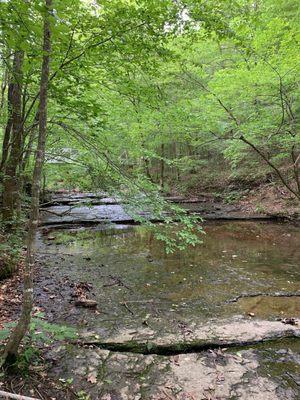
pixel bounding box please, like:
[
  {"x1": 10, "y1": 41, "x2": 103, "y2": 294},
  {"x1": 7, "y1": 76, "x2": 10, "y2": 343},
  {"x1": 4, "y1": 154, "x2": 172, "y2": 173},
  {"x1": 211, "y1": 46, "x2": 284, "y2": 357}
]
[
  {"x1": 173, "y1": 142, "x2": 180, "y2": 181},
  {"x1": 291, "y1": 146, "x2": 300, "y2": 196},
  {"x1": 144, "y1": 157, "x2": 153, "y2": 182},
  {"x1": 160, "y1": 143, "x2": 165, "y2": 190},
  {"x1": 0, "y1": 82, "x2": 14, "y2": 173},
  {"x1": 3, "y1": 0, "x2": 52, "y2": 366},
  {"x1": 2, "y1": 50, "x2": 24, "y2": 222},
  {"x1": 240, "y1": 135, "x2": 300, "y2": 200},
  {"x1": 21, "y1": 124, "x2": 38, "y2": 173},
  {"x1": 0, "y1": 59, "x2": 8, "y2": 111}
]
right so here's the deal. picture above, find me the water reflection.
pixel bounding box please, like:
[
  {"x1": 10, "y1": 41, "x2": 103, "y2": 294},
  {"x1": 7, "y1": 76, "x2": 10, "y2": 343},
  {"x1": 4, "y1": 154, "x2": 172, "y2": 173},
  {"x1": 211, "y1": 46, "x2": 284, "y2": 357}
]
[{"x1": 42, "y1": 221, "x2": 300, "y2": 322}]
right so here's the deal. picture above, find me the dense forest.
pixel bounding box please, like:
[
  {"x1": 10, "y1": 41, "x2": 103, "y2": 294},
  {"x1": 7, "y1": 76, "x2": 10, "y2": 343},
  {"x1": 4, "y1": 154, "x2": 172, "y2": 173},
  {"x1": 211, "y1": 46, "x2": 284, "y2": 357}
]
[{"x1": 0, "y1": 1, "x2": 299, "y2": 399}]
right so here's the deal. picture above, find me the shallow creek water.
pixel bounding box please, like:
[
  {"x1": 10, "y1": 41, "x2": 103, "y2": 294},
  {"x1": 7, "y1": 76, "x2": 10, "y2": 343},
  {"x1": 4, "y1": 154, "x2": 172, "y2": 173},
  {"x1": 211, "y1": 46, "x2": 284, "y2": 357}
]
[
  {"x1": 37, "y1": 221, "x2": 300, "y2": 334},
  {"x1": 33, "y1": 218, "x2": 300, "y2": 399}
]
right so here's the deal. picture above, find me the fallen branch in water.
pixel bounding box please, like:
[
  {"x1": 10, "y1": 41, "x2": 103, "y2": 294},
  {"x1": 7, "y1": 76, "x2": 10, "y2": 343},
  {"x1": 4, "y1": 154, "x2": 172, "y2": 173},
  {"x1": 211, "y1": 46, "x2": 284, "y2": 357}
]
[
  {"x1": 286, "y1": 372, "x2": 300, "y2": 387},
  {"x1": 121, "y1": 301, "x2": 134, "y2": 315},
  {"x1": 103, "y1": 275, "x2": 132, "y2": 292},
  {"x1": 225, "y1": 291, "x2": 300, "y2": 304}
]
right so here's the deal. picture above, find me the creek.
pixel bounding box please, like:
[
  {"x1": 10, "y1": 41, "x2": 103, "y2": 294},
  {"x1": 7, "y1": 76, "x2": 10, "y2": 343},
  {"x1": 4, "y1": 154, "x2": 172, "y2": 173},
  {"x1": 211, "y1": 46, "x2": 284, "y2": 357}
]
[{"x1": 35, "y1": 193, "x2": 300, "y2": 399}]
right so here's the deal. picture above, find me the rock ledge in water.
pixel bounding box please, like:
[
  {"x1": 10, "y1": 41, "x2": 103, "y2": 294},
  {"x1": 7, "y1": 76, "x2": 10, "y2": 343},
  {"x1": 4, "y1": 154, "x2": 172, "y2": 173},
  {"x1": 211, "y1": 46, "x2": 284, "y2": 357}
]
[{"x1": 79, "y1": 319, "x2": 300, "y2": 354}]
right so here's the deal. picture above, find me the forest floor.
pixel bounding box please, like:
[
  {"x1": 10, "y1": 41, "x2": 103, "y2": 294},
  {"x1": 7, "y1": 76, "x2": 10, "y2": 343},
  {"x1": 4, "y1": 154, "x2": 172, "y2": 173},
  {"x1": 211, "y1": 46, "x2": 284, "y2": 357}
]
[
  {"x1": 184, "y1": 182, "x2": 300, "y2": 220},
  {"x1": 0, "y1": 189, "x2": 300, "y2": 400},
  {"x1": 232, "y1": 183, "x2": 299, "y2": 218}
]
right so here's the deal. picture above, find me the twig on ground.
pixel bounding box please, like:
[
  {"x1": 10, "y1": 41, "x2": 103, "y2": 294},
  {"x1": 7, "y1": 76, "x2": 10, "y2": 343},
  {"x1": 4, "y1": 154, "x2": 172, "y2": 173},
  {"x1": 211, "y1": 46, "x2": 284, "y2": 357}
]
[{"x1": 121, "y1": 301, "x2": 134, "y2": 315}]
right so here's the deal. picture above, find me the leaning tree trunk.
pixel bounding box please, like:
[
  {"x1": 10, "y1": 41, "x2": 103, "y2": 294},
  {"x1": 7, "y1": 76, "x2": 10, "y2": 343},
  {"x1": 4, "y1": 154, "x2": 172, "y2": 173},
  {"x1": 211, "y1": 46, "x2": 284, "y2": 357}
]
[{"x1": 3, "y1": 0, "x2": 52, "y2": 366}]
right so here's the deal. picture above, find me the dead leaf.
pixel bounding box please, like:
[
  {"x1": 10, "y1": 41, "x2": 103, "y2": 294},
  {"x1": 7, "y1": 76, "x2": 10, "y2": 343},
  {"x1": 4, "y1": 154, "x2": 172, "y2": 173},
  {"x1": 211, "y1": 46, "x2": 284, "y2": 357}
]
[{"x1": 87, "y1": 372, "x2": 97, "y2": 384}]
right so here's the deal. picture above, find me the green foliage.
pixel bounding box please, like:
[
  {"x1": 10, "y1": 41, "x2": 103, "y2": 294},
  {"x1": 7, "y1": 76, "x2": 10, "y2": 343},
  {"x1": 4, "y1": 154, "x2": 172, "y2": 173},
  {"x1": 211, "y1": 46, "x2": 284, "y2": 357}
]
[
  {"x1": 77, "y1": 391, "x2": 91, "y2": 400},
  {"x1": 0, "y1": 227, "x2": 23, "y2": 280},
  {"x1": 15, "y1": 346, "x2": 40, "y2": 372},
  {"x1": 28, "y1": 316, "x2": 77, "y2": 342},
  {"x1": 0, "y1": 316, "x2": 77, "y2": 345},
  {"x1": 1, "y1": 0, "x2": 298, "y2": 380},
  {"x1": 223, "y1": 190, "x2": 244, "y2": 204},
  {"x1": 0, "y1": 315, "x2": 76, "y2": 371},
  {"x1": 0, "y1": 0, "x2": 299, "y2": 256}
]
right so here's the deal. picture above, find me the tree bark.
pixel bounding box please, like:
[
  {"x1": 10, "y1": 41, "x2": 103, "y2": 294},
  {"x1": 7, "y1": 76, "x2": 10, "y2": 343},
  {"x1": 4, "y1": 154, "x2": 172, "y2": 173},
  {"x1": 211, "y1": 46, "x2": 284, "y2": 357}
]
[
  {"x1": 0, "y1": 81, "x2": 14, "y2": 173},
  {"x1": 20, "y1": 123, "x2": 39, "y2": 173},
  {"x1": 240, "y1": 135, "x2": 300, "y2": 200},
  {"x1": 144, "y1": 157, "x2": 153, "y2": 181},
  {"x1": 2, "y1": 50, "x2": 24, "y2": 222},
  {"x1": 160, "y1": 143, "x2": 165, "y2": 190},
  {"x1": 291, "y1": 145, "x2": 300, "y2": 196},
  {"x1": 3, "y1": 0, "x2": 52, "y2": 366},
  {"x1": 0, "y1": 58, "x2": 8, "y2": 111}
]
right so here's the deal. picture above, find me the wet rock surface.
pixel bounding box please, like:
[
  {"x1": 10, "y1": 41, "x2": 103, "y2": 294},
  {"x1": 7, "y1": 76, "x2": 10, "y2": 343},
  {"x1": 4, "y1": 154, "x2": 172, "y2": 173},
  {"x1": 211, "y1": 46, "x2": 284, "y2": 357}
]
[
  {"x1": 32, "y1": 197, "x2": 300, "y2": 399},
  {"x1": 79, "y1": 319, "x2": 300, "y2": 353},
  {"x1": 47, "y1": 340, "x2": 300, "y2": 399},
  {"x1": 40, "y1": 192, "x2": 281, "y2": 226}
]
